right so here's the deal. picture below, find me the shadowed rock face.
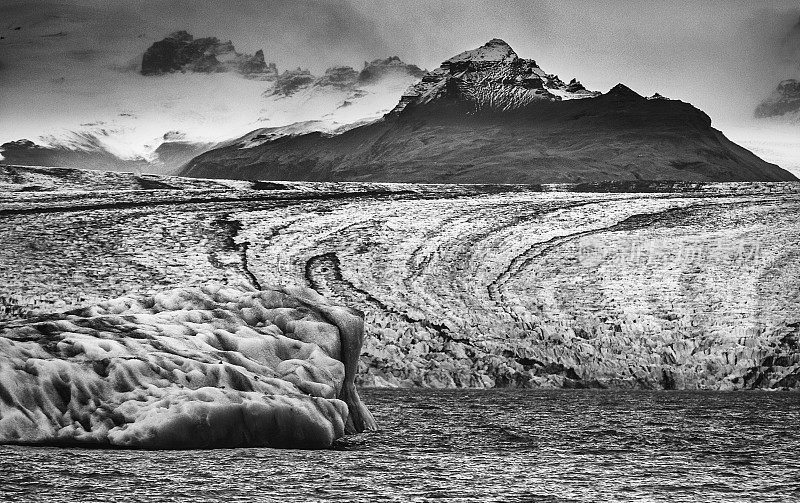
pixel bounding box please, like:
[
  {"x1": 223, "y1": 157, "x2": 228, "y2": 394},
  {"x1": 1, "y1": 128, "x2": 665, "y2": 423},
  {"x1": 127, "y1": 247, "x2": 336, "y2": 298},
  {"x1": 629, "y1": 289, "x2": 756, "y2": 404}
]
[
  {"x1": 755, "y1": 79, "x2": 800, "y2": 118},
  {"x1": 0, "y1": 284, "x2": 375, "y2": 449},
  {"x1": 140, "y1": 31, "x2": 278, "y2": 80}
]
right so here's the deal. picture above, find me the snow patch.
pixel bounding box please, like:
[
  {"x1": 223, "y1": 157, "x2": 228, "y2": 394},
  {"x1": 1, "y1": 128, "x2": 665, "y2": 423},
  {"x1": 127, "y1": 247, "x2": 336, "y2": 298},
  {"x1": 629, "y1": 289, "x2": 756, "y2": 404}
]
[{"x1": 446, "y1": 38, "x2": 518, "y2": 64}]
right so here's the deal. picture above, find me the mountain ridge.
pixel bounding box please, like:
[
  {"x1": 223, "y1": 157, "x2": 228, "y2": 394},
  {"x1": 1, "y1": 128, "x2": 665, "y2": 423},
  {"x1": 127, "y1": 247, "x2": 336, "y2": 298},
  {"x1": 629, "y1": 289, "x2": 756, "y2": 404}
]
[
  {"x1": 389, "y1": 38, "x2": 597, "y2": 117},
  {"x1": 180, "y1": 39, "x2": 795, "y2": 183},
  {"x1": 0, "y1": 33, "x2": 427, "y2": 174}
]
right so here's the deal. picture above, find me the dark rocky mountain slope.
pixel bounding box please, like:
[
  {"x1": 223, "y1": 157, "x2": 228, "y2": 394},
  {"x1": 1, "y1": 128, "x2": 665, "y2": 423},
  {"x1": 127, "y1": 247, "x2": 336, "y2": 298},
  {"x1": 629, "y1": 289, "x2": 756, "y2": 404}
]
[
  {"x1": 141, "y1": 30, "x2": 277, "y2": 79},
  {"x1": 181, "y1": 40, "x2": 795, "y2": 183}
]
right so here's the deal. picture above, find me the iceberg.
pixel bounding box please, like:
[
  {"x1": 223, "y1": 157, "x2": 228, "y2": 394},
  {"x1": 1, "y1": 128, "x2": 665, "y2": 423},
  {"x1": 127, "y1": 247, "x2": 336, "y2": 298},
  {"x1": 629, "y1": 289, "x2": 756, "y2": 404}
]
[{"x1": 0, "y1": 283, "x2": 376, "y2": 449}]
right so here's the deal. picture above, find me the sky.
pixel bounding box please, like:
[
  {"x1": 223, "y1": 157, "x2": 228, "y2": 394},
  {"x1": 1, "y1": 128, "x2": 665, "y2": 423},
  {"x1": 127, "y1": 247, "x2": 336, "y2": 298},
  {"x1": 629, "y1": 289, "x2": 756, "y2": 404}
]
[{"x1": 1, "y1": 0, "x2": 799, "y2": 140}]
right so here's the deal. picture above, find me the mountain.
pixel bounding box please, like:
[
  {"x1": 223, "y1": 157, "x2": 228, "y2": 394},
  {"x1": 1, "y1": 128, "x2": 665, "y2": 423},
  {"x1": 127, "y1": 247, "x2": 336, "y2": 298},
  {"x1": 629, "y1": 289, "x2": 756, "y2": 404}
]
[
  {"x1": 755, "y1": 79, "x2": 800, "y2": 119},
  {"x1": 272, "y1": 57, "x2": 425, "y2": 96},
  {"x1": 0, "y1": 33, "x2": 425, "y2": 174},
  {"x1": 242, "y1": 57, "x2": 426, "y2": 142},
  {"x1": 180, "y1": 39, "x2": 795, "y2": 183},
  {"x1": 389, "y1": 38, "x2": 597, "y2": 117},
  {"x1": 0, "y1": 139, "x2": 151, "y2": 172},
  {"x1": 140, "y1": 30, "x2": 278, "y2": 80},
  {"x1": 0, "y1": 127, "x2": 219, "y2": 174},
  {"x1": 754, "y1": 16, "x2": 800, "y2": 120},
  {"x1": 358, "y1": 56, "x2": 426, "y2": 83},
  {"x1": 734, "y1": 16, "x2": 800, "y2": 178}
]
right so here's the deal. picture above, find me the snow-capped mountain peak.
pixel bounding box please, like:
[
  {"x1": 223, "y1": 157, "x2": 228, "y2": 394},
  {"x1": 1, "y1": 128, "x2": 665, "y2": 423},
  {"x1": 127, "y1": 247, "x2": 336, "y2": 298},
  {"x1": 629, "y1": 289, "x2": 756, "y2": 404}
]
[
  {"x1": 389, "y1": 38, "x2": 599, "y2": 116},
  {"x1": 445, "y1": 38, "x2": 518, "y2": 65}
]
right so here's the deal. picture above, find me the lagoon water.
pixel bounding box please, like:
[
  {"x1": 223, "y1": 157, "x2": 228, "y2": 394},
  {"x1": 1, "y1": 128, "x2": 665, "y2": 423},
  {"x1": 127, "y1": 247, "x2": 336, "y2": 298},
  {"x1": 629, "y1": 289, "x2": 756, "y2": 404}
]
[{"x1": 1, "y1": 389, "x2": 798, "y2": 502}]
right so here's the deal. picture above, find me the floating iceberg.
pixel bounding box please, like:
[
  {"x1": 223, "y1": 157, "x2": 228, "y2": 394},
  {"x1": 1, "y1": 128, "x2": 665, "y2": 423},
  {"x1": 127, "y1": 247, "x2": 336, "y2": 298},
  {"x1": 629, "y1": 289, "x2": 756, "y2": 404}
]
[{"x1": 0, "y1": 284, "x2": 376, "y2": 449}]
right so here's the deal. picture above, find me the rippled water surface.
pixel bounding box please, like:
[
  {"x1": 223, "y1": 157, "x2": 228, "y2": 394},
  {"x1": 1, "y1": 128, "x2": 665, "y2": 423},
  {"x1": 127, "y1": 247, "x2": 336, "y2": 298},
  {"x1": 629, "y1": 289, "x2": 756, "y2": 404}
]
[{"x1": 2, "y1": 389, "x2": 798, "y2": 502}]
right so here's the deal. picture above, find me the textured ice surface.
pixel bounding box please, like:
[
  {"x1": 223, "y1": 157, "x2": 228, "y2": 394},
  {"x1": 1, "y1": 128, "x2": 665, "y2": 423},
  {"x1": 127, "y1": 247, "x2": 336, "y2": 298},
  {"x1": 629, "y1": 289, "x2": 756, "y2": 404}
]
[
  {"x1": 1, "y1": 167, "x2": 798, "y2": 391},
  {"x1": 0, "y1": 283, "x2": 375, "y2": 449}
]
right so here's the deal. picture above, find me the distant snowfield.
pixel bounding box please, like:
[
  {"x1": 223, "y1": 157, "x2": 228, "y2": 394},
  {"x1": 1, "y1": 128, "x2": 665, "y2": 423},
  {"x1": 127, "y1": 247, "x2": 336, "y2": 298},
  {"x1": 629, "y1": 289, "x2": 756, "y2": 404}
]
[
  {"x1": 0, "y1": 67, "x2": 415, "y2": 171},
  {"x1": 3, "y1": 73, "x2": 269, "y2": 159},
  {"x1": 718, "y1": 121, "x2": 800, "y2": 178},
  {"x1": 1, "y1": 72, "x2": 411, "y2": 165}
]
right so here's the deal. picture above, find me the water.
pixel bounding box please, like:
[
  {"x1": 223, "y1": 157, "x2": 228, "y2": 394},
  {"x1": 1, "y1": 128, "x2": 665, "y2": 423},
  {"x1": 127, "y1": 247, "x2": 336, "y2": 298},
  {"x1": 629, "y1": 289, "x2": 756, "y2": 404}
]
[{"x1": 1, "y1": 389, "x2": 798, "y2": 502}]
